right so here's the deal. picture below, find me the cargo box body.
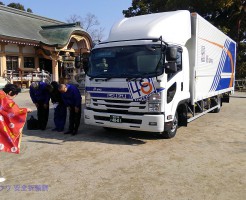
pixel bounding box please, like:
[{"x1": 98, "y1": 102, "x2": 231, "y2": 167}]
[{"x1": 187, "y1": 13, "x2": 236, "y2": 104}]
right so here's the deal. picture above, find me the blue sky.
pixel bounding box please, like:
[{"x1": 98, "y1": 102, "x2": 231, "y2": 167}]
[{"x1": 1, "y1": 0, "x2": 132, "y2": 39}]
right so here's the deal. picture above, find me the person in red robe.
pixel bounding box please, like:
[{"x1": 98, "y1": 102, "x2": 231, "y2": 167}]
[
  {"x1": 0, "y1": 84, "x2": 32, "y2": 154},
  {"x1": 0, "y1": 84, "x2": 32, "y2": 182}
]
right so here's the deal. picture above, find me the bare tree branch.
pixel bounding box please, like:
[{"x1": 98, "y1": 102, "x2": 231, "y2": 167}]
[{"x1": 66, "y1": 13, "x2": 104, "y2": 42}]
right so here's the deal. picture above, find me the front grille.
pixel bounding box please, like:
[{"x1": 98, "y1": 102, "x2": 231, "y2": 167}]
[
  {"x1": 93, "y1": 104, "x2": 146, "y2": 109},
  {"x1": 91, "y1": 98, "x2": 147, "y2": 114},
  {"x1": 93, "y1": 99, "x2": 146, "y2": 104},
  {"x1": 105, "y1": 104, "x2": 130, "y2": 109}
]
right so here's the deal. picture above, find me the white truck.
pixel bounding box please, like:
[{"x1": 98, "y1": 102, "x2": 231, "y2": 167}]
[{"x1": 83, "y1": 10, "x2": 236, "y2": 138}]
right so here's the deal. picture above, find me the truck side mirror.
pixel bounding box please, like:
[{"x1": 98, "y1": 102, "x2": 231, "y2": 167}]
[
  {"x1": 166, "y1": 46, "x2": 178, "y2": 61},
  {"x1": 164, "y1": 62, "x2": 177, "y2": 74}
]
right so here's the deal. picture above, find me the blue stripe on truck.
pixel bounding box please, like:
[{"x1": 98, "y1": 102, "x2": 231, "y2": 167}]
[
  {"x1": 210, "y1": 39, "x2": 235, "y2": 92},
  {"x1": 86, "y1": 87, "x2": 129, "y2": 93},
  {"x1": 215, "y1": 78, "x2": 232, "y2": 91}
]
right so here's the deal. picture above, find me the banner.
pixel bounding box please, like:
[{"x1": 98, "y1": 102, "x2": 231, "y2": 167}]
[{"x1": 0, "y1": 91, "x2": 27, "y2": 154}]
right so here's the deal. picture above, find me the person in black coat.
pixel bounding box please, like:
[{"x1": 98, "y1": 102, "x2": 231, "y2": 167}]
[
  {"x1": 29, "y1": 82, "x2": 50, "y2": 130},
  {"x1": 46, "y1": 81, "x2": 67, "y2": 132},
  {"x1": 58, "y1": 84, "x2": 81, "y2": 136}
]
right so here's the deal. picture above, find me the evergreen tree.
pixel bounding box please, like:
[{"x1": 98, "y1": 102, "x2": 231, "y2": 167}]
[
  {"x1": 7, "y1": 3, "x2": 25, "y2": 11},
  {"x1": 6, "y1": 2, "x2": 33, "y2": 13}
]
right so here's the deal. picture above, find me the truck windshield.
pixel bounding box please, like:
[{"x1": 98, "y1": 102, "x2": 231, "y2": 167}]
[{"x1": 87, "y1": 45, "x2": 163, "y2": 78}]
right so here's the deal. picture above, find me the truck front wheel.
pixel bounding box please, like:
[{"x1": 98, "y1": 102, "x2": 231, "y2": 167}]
[{"x1": 162, "y1": 112, "x2": 178, "y2": 139}]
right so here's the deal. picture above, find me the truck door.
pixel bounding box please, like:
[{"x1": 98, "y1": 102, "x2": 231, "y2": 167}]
[
  {"x1": 166, "y1": 47, "x2": 183, "y2": 102},
  {"x1": 165, "y1": 47, "x2": 189, "y2": 125}
]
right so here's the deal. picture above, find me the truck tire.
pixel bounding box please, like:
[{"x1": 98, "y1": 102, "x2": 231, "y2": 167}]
[
  {"x1": 211, "y1": 96, "x2": 221, "y2": 113},
  {"x1": 162, "y1": 112, "x2": 178, "y2": 139}
]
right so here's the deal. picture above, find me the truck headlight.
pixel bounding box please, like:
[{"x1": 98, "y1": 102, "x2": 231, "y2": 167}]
[
  {"x1": 148, "y1": 93, "x2": 161, "y2": 112},
  {"x1": 85, "y1": 92, "x2": 91, "y2": 107}
]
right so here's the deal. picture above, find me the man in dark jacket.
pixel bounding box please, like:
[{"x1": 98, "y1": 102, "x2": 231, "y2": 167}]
[
  {"x1": 58, "y1": 84, "x2": 81, "y2": 136},
  {"x1": 29, "y1": 82, "x2": 50, "y2": 130},
  {"x1": 46, "y1": 81, "x2": 67, "y2": 132}
]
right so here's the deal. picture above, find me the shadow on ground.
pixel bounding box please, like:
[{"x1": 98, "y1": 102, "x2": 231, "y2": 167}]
[{"x1": 23, "y1": 108, "x2": 165, "y2": 146}]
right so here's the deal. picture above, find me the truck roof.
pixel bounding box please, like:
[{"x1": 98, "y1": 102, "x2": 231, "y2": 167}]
[{"x1": 106, "y1": 10, "x2": 191, "y2": 46}]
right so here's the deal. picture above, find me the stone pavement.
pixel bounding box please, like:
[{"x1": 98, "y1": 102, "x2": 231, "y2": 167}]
[{"x1": 231, "y1": 91, "x2": 246, "y2": 98}]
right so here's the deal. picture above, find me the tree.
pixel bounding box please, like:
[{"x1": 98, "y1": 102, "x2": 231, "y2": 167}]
[
  {"x1": 26, "y1": 8, "x2": 32, "y2": 13},
  {"x1": 66, "y1": 13, "x2": 105, "y2": 42},
  {"x1": 123, "y1": 0, "x2": 246, "y2": 41},
  {"x1": 123, "y1": 0, "x2": 246, "y2": 78},
  {"x1": 7, "y1": 3, "x2": 25, "y2": 11},
  {"x1": 66, "y1": 14, "x2": 82, "y2": 23},
  {"x1": 90, "y1": 27, "x2": 105, "y2": 42},
  {"x1": 7, "y1": 2, "x2": 32, "y2": 13},
  {"x1": 0, "y1": 1, "x2": 4, "y2": 5}
]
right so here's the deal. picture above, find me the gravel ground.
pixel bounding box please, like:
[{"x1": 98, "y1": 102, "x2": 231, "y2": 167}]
[{"x1": 0, "y1": 91, "x2": 245, "y2": 200}]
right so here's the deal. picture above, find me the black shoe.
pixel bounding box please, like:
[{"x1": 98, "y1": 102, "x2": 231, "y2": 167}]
[
  {"x1": 71, "y1": 131, "x2": 78, "y2": 136},
  {"x1": 52, "y1": 128, "x2": 58, "y2": 131},
  {"x1": 64, "y1": 130, "x2": 73, "y2": 134}
]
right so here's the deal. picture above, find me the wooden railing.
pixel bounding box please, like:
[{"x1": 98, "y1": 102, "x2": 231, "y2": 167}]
[
  {"x1": 3, "y1": 69, "x2": 86, "y2": 90},
  {"x1": 235, "y1": 79, "x2": 246, "y2": 92},
  {"x1": 3, "y1": 70, "x2": 52, "y2": 88}
]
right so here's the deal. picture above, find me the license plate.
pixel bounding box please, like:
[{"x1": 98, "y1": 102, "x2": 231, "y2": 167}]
[{"x1": 110, "y1": 115, "x2": 122, "y2": 123}]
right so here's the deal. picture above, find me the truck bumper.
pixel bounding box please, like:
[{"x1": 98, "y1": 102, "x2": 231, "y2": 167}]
[{"x1": 84, "y1": 109, "x2": 165, "y2": 132}]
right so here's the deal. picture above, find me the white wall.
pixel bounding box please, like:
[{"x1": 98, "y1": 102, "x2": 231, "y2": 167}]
[
  {"x1": 5, "y1": 44, "x2": 18, "y2": 53},
  {"x1": 23, "y1": 46, "x2": 35, "y2": 54}
]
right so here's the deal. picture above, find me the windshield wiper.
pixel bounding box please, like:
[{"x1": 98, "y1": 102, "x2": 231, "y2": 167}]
[
  {"x1": 89, "y1": 73, "x2": 113, "y2": 81},
  {"x1": 89, "y1": 77, "x2": 112, "y2": 81},
  {"x1": 126, "y1": 77, "x2": 144, "y2": 82},
  {"x1": 118, "y1": 73, "x2": 143, "y2": 82}
]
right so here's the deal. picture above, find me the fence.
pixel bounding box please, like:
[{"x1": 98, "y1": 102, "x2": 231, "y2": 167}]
[
  {"x1": 3, "y1": 69, "x2": 52, "y2": 88},
  {"x1": 235, "y1": 78, "x2": 246, "y2": 92}
]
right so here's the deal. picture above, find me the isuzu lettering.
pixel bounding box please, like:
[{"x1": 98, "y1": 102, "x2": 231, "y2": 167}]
[{"x1": 83, "y1": 10, "x2": 236, "y2": 138}]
